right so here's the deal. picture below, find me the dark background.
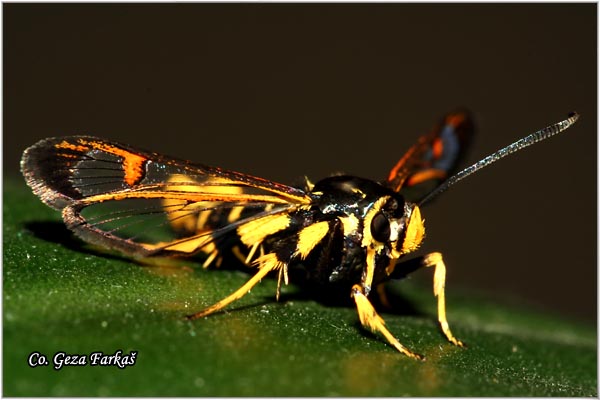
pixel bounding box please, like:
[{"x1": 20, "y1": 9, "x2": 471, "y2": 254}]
[{"x1": 4, "y1": 4, "x2": 596, "y2": 321}]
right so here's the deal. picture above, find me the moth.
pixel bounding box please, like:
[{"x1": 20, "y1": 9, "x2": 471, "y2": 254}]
[{"x1": 21, "y1": 111, "x2": 579, "y2": 359}]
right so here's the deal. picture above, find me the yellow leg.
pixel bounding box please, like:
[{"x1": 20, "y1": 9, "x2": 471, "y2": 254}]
[
  {"x1": 351, "y1": 284, "x2": 424, "y2": 360},
  {"x1": 187, "y1": 253, "x2": 283, "y2": 320},
  {"x1": 245, "y1": 241, "x2": 261, "y2": 264},
  {"x1": 275, "y1": 265, "x2": 289, "y2": 302},
  {"x1": 375, "y1": 283, "x2": 392, "y2": 310},
  {"x1": 423, "y1": 252, "x2": 464, "y2": 347},
  {"x1": 202, "y1": 248, "x2": 219, "y2": 269}
]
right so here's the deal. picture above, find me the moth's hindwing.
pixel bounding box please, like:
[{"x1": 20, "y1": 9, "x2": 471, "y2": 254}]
[
  {"x1": 386, "y1": 110, "x2": 475, "y2": 201},
  {"x1": 21, "y1": 136, "x2": 312, "y2": 258}
]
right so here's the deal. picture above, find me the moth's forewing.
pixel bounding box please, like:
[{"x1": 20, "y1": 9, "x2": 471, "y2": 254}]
[{"x1": 21, "y1": 136, "x2": 310, "y2": 257}]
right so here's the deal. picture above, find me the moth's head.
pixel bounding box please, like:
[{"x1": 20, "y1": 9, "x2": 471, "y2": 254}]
[{"x1": 363, "y1": 196, "x2": 425, "y2": 258}]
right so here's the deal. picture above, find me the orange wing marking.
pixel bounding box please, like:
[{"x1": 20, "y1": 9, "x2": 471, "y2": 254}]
[{"x1": 55, "y1": 138, "x2": 147, "y2": 186}]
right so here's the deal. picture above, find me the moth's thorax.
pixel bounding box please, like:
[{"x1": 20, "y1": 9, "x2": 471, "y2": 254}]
[
  {"x1": 310, "y1": 175, "x2": 404, "y2": 218},
  {"x1": 306, "y1": 175, "x2": 425, "y2": 286}
]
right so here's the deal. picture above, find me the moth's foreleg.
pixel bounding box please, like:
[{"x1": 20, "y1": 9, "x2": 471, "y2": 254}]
[
  {"x1": 424, "y1": 252, "x2": 464, "y2": 347},
  {"x1": 392, "y1": 252, "x2": 464, "y2": 347}
]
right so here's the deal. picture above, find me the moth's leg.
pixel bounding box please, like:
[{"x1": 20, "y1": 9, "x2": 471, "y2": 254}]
[
  {"x1": 424, "y1": 252, "x2": 464, "y2": 346},
  {"x1": 189, "y1": 219, "x2": 335, "y2": 318},
  {"x1": 392, "y1": 252, "x2": 464, "y2": 347},
  {"x1": 202, "y1": 248, "x2": 220, "y2": 268},
  {"x1": 374, "y1": 258, "x2": 399, "y2": 310},
  {"x1": 275, "y1": 263, "x2": 289, "y2": 301},
  {"x1": 187, "y1": 253, "x2": 284, "y2": 320},
  {"x1": 192, "y1": 242, "x2": 221, "y2": 269},
  {"x1": 375, "y1": 283, "x2": 393, "y2": 310},
  {"x1": 244, "y1": 241, "x2": 261, "y2": 264},
  {"x1": 351, "y1": 284, "x2": 424, "y2": 360},
  {"x1": 230, "y1": 244, "x2": 251, "y2": 266}
]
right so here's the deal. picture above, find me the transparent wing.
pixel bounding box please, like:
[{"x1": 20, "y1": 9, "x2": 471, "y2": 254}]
[{"x1": 21, "y1": 136, "x2": 312, "y2": 257}]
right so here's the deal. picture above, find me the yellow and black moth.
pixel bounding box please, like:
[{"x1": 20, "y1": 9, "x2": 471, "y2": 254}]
[{"x1": 21, "y1": 111, "x2": 579, "y2": 360}]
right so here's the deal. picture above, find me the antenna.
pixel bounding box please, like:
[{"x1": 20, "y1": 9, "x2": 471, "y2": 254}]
[{"x1": 419, "y1": 112, "x2": 580, "y2": 206}]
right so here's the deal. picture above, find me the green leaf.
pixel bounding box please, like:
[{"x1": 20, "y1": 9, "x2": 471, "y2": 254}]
[{"x1": 4, "y1": 177, "x2": 597, "y2": 396}]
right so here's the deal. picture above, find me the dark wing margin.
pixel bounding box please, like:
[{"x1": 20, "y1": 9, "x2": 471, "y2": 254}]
[
  {"x1": 21, "y1": 136, "x2": 312, "y2": 257},
  {"x1": 385, "y1": 110, "x2": 475, "y2": 201}
]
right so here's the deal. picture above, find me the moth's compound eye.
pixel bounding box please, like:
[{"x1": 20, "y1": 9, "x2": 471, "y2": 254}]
[{"x1": 370, "y1": 212, "x2": 391, "y2": 243}]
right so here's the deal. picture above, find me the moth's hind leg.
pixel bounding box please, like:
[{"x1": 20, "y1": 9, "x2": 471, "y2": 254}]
[
  {"x1": 186, "y1": 253, "x2": 284, "y2": 320},
  {"x1": 391, "y1": 252, "x2": 464, "y2": 347}
]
